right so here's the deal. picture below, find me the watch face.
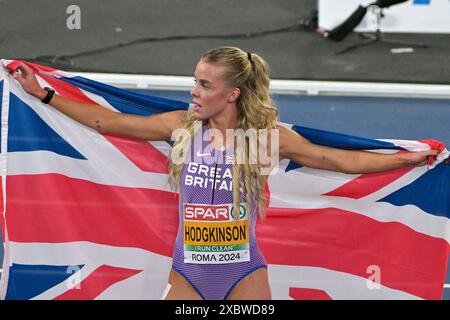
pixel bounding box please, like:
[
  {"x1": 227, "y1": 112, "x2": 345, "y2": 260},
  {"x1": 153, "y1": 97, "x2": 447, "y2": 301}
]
[{"x1": 41, "y1": 87, "x2": 55, "y2": 104}]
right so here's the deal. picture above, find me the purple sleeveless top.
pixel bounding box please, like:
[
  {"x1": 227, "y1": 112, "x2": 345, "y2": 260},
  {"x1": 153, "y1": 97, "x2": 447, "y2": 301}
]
[{"x1": 171, "y1": 124, "x2": 267, "y2": 300}]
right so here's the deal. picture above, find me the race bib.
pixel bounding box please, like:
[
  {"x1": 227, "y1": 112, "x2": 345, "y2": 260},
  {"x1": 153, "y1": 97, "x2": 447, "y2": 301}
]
[{"x1": 183, "y1": 203, "x2": 250, "y2": 264}]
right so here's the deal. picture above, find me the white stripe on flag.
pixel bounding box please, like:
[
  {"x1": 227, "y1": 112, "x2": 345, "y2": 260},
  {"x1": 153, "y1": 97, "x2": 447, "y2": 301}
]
[
  {"x1": 7, "y1": 151, "x2": 171, "y2": 191},
  {"x1": 268, "y1": 264, "x2": 422, "y2": 300}
]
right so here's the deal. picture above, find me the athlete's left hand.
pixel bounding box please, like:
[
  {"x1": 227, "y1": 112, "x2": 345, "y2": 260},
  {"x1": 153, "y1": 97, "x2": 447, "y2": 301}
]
[{"x1": 406, "y1": 149, "x2": 448, "y2": 167}]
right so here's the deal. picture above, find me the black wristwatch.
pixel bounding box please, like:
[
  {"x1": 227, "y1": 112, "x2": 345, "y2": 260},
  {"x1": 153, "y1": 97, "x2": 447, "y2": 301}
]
[{"x1": 41, "y1": 87, "x2": 55, "y2": 104}]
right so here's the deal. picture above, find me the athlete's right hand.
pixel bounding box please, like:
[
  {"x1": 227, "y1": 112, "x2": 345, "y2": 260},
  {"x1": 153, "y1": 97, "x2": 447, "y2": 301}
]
[{"x1": 10, "y1": 63, "x2": 46, "y2": 100}]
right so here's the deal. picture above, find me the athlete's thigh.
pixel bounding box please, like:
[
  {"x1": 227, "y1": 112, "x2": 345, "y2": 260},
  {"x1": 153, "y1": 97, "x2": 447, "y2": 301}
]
[
  {"x1": 226, "y1": 267, "x2": 271, "y2": 300},
  {"x1": 164, "y1": 268, "x2": 202, "y2": 300}
]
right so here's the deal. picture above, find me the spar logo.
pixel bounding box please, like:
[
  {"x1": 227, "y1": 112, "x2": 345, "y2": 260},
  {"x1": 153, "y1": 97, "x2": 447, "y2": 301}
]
[
  {"x1": 184, "y1": 203, "x2": 247, "y2": 221},
  {"x1": 184, "y1": 204, "x2": 230, "y2": 221}
]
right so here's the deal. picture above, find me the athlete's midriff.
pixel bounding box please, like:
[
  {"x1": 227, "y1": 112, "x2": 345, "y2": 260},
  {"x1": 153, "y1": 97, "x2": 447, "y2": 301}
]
[{"x1": 171, "y1": 124, "x2": 267, "y2": 300}]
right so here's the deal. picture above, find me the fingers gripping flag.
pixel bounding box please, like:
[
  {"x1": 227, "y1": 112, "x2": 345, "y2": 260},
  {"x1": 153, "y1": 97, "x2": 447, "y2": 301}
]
[{"x1": 0, "y1": 60, "x2": 449, "y2": 300}]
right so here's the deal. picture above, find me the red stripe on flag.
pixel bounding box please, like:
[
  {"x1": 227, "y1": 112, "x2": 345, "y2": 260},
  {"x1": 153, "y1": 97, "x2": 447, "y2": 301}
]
[
  {"x1": 258, "y1": 207, "x2": 448, "y2": 300},
  {"x1": 104, "y1": 134, "x2": 169, "y2": 174},
  {"x1": 289, "y1": 288, "x2": 332, "y2": 300},
  {"x1": 54, "y1": 265, "x2": 142, "y2": 300},
  {"x1": 419, "y1": 139, "x2": 446, "y2": 166},
  {"x1": 38, "y1": 72, "x2": 98, "y2": 104},
  {"x1": 419, "y1": 139, "x2": 445, "y2": 153},
  {"x1": 5, "y1": 60, "x2": 58, "y2": 75},
  {"x1": 323, "y1": 166, "x2": 414, "y2": 199},
  {"x1": 6, "y1": 174, "x2": 178, "y2": 257},
  {"x1": 25, "y1": 61, "x2": 59, "y2": 73}
]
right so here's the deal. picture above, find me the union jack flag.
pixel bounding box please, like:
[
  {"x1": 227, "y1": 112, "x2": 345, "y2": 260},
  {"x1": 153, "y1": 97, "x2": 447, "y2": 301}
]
[{"x1": 0, "y1": 60, "x2": 449, "y2": 300}]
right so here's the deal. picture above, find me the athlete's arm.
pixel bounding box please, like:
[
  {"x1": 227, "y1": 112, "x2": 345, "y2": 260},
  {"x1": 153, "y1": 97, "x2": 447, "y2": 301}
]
[
  {"x1": 277, "y1": 125, "x2": 439, "y2": 174},
  {"x1": 10, "y1": 63, "x2": 187, "y2": 141}
]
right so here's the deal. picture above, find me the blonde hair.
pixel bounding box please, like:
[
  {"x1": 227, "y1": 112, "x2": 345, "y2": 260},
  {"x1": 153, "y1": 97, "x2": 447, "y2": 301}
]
[{"x1": 168, "y1": 47, "x2": 278, "y2": 219}]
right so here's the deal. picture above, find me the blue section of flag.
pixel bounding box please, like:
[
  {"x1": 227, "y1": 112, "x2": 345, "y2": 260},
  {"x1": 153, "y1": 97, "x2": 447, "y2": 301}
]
[
  {"x1": 413, "y1": 0, "x2": 431, "y2": 4},
  {"x1": 285, "y1": 125, "x2": 404, "y2": 172},
  {"x1": 5, "y1": 263, "x2": 84, "y2": 300},
  {"x1": 8, "y1": 93, "x2": 86, "y2": 159},
  {"x1": 379, "y1": 162, "x2": 450, "y2": 219},
  {"x1": 60, "y1": 76, "x2": 189, "y2": 116},
  {"x1": 293, "y1": 125, "x2": 404, "y2": 150}
]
